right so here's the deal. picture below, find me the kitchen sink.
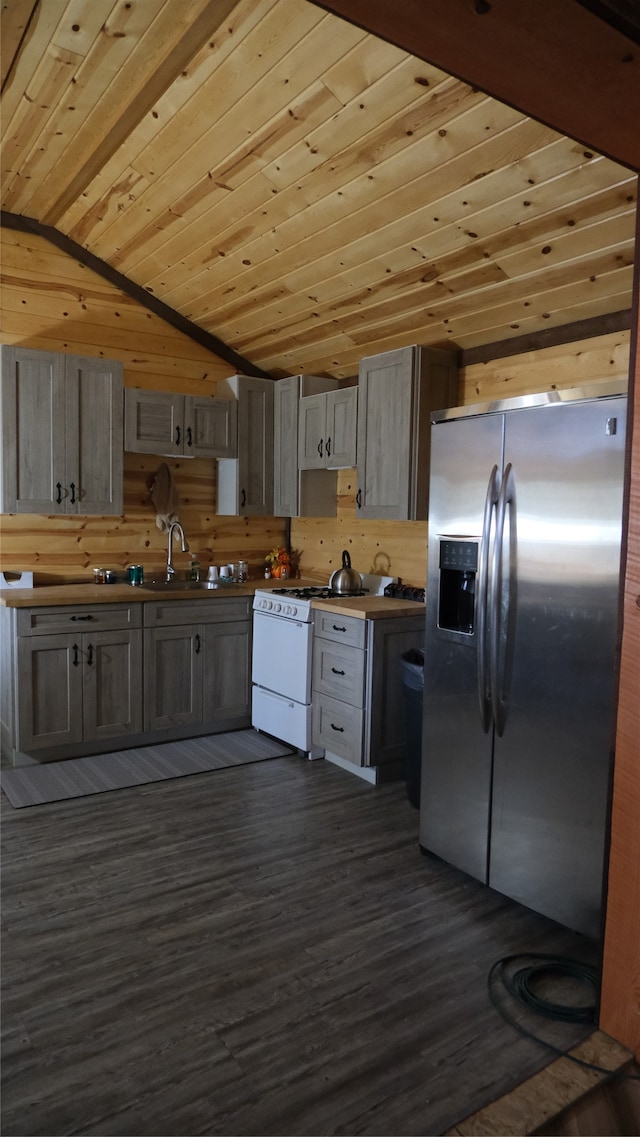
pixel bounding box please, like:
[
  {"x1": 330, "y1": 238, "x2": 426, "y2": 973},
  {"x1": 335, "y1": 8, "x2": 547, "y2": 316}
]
[{"x1": 141, "y1": 578, "x2": 229, "y2": 591}]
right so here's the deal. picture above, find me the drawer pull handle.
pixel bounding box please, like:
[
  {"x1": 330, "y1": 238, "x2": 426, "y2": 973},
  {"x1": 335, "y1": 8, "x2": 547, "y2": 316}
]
[
  {"x1": 186, "y1": 426, "x2": 193, "y2": 448},
  {"x1": 70, "y1": 482, "x2": 77, "y2": 504},
  {"x1": 195, "y1": 633, "x2": 201, "y2": 654},
  {"x1": 330, "y1": 723, "x2": 345, "y2": 732},
  {"x1": 240, "y1": 488, "x2": 246, "y2": 508},
  {"x1": 326, "y1": 436, "x2": 331, "y2": 458},
  {"x1": 70, "y1": 614, "x2": 94, "y2": 621},
  {"x1": 175, "y1": 425, "x2": 181, "y2": 446},
  {"x1": 332, "y1": 624, "x2": 347, "y2": 632},
  {"x1": 317, "y1": 438, "x2": 323, "y2": 458},
  {"x1": 56, "y1": 482, "x2": 63, "y2": 504},
  {"x1": 72, "y1": 643, "x2": 79, "y2": 667},
  {"x1": 87, "y1": 643, "x2": 93, "y2": 666},
  {"x1": 331, "y1": 667, "x2": 345, "y2": 675},
  {"x1": 356, "y1": 488, "x2": 362, "y2": 509}
]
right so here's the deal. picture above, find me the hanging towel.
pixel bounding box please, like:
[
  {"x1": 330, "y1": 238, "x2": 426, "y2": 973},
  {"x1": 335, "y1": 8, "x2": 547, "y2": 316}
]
[{"x1": 150, "y1": 463, "x2": 181, "y2": 532}]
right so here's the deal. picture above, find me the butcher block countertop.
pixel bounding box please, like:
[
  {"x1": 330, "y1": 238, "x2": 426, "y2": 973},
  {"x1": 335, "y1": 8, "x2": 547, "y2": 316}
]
[
  {"x1": 310, "y1": 595, "x2": 424, "y2": 619},
  {"x1": 0, "y1": 580, "x2": 425, "y2": 620}
]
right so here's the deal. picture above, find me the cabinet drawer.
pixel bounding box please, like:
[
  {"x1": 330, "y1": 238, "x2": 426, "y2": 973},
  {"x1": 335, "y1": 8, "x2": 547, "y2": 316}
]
[
  {"x1": 312, "y1": 639, "x2": 365, "y2": 706},
  {"x1": 313, "y1": 611, "x2": 366, "y2": 648},
  {"x1": 312, "y1": 693, "x2": 363, "y2": 765},
  {"x1": 16, "y1": 604, "x2": 142, "y2": 636},
  {"x1": 143, "y1": 597, "x2": 250, "y2": 626}
]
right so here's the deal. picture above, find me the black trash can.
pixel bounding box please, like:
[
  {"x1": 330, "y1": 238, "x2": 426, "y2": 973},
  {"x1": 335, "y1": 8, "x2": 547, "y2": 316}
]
[{"x1": 400, "y1": 648, "x2": 424, "y2": 808}]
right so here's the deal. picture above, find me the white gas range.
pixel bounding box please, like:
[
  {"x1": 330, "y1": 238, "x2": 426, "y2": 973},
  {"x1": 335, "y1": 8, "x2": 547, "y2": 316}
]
[{"x1": 251, "y1": 576, "x2": 395, "y2": 759}]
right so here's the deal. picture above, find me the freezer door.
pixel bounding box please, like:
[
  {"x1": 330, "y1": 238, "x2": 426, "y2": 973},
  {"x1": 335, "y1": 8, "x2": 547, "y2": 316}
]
[
  {"x1": 489, "y1": 397, "x2": 626, "y2": 937},
  {"x1": 420, "y1": 412, "x2": 503, "y2": 881}
]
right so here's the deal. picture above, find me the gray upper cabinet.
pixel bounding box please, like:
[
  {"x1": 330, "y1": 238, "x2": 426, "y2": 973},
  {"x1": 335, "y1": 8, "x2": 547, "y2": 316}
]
[
  {"x1": 1, "y1": 345, "x2": 123, "y2": 515},
  {"x1": 274, "y1": 375, "x2": 342, "y2": 518},
  {"x1": 124, "y1": 388, "x2": 237, "y2": 458},
  {"x1": 356, "y1": 345, "x2": 457, "y2": 520},
  {"x1": 298, "y1": 385, "x2": 356, "y2": 470},
  {"x1": 273, "y1": 375, "x2": 300, "y2": 517},
  {"x1": 216, "y1": 375, "x2": 274, "y2": 516}
]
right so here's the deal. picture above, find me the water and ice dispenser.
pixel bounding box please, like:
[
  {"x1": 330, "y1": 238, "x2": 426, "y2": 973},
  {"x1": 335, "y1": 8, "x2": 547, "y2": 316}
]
[{"x1": 437, "y1": 539, "x2": 478, "y2": 635}]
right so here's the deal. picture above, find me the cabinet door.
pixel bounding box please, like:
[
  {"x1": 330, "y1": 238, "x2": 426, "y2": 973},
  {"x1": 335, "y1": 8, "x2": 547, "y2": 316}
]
[
  {"x1": 144, "y1": 625, "x2": 203, "y2": 730},
  {"x1": 83, "y1": 629, "x2": 143, "y2": 741},
  {"x1": 298, "y1": 394, "x2": 326, "y2": 469},
  {"x1": 202, "y1": 620, "x2": 252, "y2": 724},
  {"x1": 1, "y1": 346, "x2": 67, "y2": 513},
  {"x1": 274, "y1": 376, "x2": 299, "y2": 516},
  {"x1": 124, "y1": 389, "x2": 184, "y2": 455},
  {"x1": 187, "y1": 396, "x2": 237, "y2": 458},
  {"x1": 326, "y1": 387, "x2": 357, "y2": 468},
  {"x1": 17, "y1": 634, "x2": 83, "y2": 750},
  {"x1": 356, "y1": 347, "x2": 415, "y2": 519},
  {"x1": 237, "y1": 376, "x2": 274, "y2": 515},
  {"x1": 67, "y1": 355, "x2": 123, "y2": 514}
]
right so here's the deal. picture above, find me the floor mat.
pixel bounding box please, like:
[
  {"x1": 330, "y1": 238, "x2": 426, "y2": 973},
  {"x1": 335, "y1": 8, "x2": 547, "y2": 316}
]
[{"x1": 0, "y1": 730, "x2": 294, "y2": 807}]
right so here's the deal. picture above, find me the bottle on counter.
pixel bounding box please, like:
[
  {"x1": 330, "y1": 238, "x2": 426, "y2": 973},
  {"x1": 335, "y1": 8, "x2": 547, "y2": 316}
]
[{"x1": 189, "y1": 554, "x2": 201, "y2": 582}]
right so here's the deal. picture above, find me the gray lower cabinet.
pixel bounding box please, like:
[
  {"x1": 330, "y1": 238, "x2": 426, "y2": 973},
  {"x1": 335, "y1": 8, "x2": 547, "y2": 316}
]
[
  {"x1": 356, "y1": 345, "x2": 457, "y2": 520},
  {"x1": 312, "y1": 611, "x2": 424, "y2": 776},
  {"x1": 8, "y1": 603, "x2": 143, "y2": 755},
  {"x1": 143, "y1": 597, "x2": 252, "y2": 731},
  {"x1": 0, "y1": 596, "x2": 251, "y2": 765},
  {"x1": 1, "y1": 345, "x2": 124, "y2": 515}
]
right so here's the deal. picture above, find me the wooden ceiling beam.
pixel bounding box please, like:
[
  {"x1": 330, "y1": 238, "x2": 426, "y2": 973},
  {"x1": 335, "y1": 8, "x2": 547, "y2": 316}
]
[
  {"x1": 42, "y1": 0, "x2": 240, "y2": 228},
  {"x1": 308, "y1": 0, "x2": 640, "y2": 172},
  {"x1": 0, "y1": 211, "x2": 272, "y2": 379}
]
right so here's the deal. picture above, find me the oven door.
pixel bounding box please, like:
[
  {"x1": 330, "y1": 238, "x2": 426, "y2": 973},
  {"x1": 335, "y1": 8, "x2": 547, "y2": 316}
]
[{"x1": 252, "y1": 611, "x2": 313, "y2": 705}]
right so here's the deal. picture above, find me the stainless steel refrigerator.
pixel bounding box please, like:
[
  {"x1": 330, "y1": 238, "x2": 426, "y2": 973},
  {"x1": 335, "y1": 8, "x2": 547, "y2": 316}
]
[{"x1": 419, "y1": 382, "x2": 627, "y2": 939}]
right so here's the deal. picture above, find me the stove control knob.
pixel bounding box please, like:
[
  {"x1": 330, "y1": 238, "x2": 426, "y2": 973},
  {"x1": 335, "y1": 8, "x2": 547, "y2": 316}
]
[
  {"x1": 265, "y1": 599, "x2": 273, "y2": 610},
  {"x1": 274, "y1": 602, "x2": 282, "y2": 613},
  {"x1": 289, "y1": 605, "x2": 298, "y2": 618}
]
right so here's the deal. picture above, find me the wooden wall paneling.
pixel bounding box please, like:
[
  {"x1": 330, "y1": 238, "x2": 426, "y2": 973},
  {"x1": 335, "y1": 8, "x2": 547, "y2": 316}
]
[{"x1": 0, "y1": 229, "x2": 287, "y2": 585}]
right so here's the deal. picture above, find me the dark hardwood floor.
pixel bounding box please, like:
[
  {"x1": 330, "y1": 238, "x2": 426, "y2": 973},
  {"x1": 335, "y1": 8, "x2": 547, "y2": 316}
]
[{"x1": 1, "y1": 751, "x2": 602, "y2": 1136}]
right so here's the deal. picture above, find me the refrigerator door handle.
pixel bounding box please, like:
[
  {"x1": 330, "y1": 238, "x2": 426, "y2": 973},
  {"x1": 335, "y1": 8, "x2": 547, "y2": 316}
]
[
  {"x1": 477, "y1": 463, "x2": 500, "y2": 733},
  {"x1": 490, "y1": 462, "x2": 515, "y2": 737}
]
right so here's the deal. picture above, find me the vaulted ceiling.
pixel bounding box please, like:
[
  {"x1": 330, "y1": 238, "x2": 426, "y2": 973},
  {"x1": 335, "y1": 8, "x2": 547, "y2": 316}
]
[{"x1": 1, "y1": 0, "x2": 637, "y2": 379}]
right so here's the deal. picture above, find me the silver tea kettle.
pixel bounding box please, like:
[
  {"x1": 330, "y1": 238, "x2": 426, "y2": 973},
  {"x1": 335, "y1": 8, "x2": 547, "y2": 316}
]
[{"x1": 330, "y1": 549, "x2": 362, "y2": 595}]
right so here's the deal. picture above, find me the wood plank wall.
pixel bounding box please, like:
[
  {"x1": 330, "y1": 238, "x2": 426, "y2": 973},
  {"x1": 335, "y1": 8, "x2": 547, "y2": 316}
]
[
  {"x1": 0, "y1": 228, "x2": 288, "y2": 583},
  {"x1": 291, "y1": 332, "x2": 631, "y2": 585}
]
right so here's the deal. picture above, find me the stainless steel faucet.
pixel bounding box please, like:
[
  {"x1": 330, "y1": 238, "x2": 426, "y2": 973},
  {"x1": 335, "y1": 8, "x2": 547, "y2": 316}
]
[{"x1": 166, "y1": 521, "x2": 189, "y2": 578}]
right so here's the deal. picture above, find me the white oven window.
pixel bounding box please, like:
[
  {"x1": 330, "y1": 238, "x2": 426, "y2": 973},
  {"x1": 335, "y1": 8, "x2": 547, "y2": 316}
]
[{"x1": 252, "y1": 612, "x2": 313, "y2": 705}]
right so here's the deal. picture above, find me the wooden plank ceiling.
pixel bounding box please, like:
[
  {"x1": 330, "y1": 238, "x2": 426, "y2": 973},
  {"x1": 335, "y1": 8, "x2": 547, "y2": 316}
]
[{"x1": 1, "y1": 0, "x2": 636, "y2": 379}]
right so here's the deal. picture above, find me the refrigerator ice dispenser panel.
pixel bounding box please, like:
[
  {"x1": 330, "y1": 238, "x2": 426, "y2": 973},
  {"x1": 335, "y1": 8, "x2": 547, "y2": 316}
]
[{"x1": 438, "y1": 539, "x2": 478, "y2": 635}]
